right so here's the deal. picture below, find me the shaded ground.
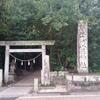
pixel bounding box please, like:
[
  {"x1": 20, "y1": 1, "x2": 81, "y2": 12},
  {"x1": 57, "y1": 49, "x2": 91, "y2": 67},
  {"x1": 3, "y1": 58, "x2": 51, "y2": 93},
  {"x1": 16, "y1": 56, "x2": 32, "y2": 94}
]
[{"x1": 0, "y1": 71, "x2": 41, "y2": 100}]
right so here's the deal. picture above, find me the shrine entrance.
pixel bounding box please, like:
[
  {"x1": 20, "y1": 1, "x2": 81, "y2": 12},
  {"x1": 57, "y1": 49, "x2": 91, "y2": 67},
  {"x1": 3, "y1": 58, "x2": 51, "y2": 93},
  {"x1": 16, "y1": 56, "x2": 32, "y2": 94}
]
[
  {"x1": 0, "y1": 41, "x2": 55, "y2": 85},
  {"x1": 10, "y1": 52, "x2": 42, "y2": 75}
]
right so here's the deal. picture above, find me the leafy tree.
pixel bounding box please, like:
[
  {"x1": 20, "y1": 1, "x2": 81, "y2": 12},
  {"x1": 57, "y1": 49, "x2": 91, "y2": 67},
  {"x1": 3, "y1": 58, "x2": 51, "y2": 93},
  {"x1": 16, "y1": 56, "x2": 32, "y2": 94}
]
[{"x1": 0, "y1": 0, "x2": 100, "y2": 72}]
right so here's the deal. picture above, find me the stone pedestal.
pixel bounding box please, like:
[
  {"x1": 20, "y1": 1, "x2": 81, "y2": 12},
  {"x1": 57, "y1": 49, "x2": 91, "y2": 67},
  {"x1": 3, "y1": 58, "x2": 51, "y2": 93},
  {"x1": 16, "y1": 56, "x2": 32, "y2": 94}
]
[
  {"x1": 8, "y1": 74, "x2": 15, "y2": 82},
  {"x1": 77, "y1": 20, "x2": 88, "y2": 73}
]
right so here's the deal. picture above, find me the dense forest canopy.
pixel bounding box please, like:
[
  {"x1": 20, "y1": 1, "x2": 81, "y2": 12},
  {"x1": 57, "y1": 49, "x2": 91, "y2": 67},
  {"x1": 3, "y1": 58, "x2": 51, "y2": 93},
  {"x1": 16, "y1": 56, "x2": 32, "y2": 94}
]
[{"x1": 0, "y1": 0, "x2": 100, "y2": 72}]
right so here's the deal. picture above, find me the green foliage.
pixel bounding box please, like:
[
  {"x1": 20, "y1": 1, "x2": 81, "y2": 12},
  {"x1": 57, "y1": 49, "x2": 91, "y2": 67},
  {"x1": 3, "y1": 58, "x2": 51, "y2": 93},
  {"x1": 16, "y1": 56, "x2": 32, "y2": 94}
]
[{"x1": 0, "y1": 0, "x2": 100, "y2": 72}]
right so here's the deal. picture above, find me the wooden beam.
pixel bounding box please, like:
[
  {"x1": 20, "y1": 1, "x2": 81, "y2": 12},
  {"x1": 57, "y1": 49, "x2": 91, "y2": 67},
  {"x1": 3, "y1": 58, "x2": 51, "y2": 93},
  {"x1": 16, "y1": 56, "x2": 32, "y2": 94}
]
[
  {"x1": 9, "y1": 49, "x2": 42, "y2": 53},
  {"x1": 0, "y1": 41, "x2": 55, "y2": 46}
]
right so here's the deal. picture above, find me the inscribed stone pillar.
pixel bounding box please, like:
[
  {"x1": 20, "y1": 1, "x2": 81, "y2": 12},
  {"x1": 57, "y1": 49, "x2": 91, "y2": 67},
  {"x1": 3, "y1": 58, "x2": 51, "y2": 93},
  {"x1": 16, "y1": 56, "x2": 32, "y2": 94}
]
[
  {"x1": 4, "y1": 45, "x2": 10, "y2": 83},
  {"x1": 77, "y1": 20, "x2": 88, "y2": 73}
]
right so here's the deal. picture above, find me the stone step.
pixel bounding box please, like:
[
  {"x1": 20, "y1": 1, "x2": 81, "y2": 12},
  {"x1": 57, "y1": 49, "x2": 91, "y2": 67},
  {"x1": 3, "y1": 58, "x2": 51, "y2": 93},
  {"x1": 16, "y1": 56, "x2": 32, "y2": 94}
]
[{"x1": 39, "y1": 85, "x2": 67, "y2": 93}]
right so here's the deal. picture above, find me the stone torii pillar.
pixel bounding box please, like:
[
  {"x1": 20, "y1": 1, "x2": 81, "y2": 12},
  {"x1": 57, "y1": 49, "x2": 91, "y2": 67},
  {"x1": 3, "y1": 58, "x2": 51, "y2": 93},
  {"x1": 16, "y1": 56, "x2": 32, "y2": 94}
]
[
  {"x1": 77, "y1": 20, "x2": 88, "y2": 73},
  {"x1": 41, "y1": 45, "x2": 50, "y2": 85},
  {"x1": 4, "y1": 45, "x2": 10, "y2": 83},
  {"x1": 43, "y1": 55, "x2": 50, "y2": 85},
  {"x1": 41, "y1": 45, "x2": 46, "y2": 85}
]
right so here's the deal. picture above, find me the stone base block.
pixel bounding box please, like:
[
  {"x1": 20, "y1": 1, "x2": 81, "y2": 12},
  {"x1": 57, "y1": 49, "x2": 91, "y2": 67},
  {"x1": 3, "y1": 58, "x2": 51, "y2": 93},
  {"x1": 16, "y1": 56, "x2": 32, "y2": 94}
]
[{"x1": 8, "y1": 74, "x2": 15, "y2": 82}]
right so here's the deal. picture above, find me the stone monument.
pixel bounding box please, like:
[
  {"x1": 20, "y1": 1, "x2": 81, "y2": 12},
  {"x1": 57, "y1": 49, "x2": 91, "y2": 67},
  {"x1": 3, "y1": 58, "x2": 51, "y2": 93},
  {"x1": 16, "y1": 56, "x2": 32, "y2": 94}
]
[{"x1": 77, "y1": 20, "x2": 88, "y2": 73}]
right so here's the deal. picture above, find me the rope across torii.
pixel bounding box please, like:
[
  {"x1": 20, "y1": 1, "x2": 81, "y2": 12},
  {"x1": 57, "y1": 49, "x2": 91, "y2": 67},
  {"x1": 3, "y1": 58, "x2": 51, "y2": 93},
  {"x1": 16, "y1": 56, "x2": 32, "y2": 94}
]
[
  {"x1": 10, "y1": 53, "x2": 42, "y2": 62},
  {"x1": 10, "y1": 53, "x2": 42, "y2": 65}
]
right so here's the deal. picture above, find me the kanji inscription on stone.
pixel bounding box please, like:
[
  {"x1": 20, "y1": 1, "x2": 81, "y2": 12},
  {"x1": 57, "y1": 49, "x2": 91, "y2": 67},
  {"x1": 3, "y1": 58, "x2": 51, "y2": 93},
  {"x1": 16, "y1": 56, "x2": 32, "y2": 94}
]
[{"x1": 77, "y1": 20, "x2": 88, "y2": 73}]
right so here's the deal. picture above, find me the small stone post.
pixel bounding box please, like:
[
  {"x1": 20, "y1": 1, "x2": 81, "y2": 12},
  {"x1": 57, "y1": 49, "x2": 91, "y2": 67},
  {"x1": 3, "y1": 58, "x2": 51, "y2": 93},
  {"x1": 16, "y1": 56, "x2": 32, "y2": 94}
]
[
  {"x1": 66, "y1": 79, "x2": 72, "y2": 94},
  {"x1": 34, "y1": 78, "x2": 39, "y2": 93},
  {"x1": 77, "y1": 20, "x2": 88, "y2": 73}
]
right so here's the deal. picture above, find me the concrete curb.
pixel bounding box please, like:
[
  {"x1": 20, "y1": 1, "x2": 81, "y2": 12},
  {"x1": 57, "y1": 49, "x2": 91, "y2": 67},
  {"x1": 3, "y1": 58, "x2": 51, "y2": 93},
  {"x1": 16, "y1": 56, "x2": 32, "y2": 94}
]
[{"x1": 16, "y1": 95, "x2": 100, "y2": 100}]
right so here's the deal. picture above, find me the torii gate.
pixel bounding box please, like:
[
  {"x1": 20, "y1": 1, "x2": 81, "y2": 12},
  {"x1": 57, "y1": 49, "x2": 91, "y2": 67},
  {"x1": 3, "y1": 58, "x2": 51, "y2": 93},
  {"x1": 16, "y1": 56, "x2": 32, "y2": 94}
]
[{"x1": 0, "y1": 40, "x2": 55, "y2": 85}]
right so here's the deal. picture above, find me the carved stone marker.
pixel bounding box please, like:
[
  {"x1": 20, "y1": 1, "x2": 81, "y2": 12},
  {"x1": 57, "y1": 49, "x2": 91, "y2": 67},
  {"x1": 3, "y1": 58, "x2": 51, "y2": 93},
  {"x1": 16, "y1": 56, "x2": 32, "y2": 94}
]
[{"x1": 77, "y1": 20, "x2": 88, "y2": 73}]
